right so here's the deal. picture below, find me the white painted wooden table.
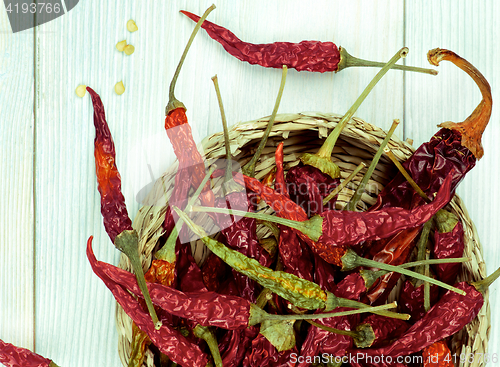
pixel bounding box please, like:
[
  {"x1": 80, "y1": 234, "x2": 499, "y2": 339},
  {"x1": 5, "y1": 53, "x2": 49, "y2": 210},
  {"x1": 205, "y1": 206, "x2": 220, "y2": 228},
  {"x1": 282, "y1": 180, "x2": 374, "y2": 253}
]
[{"x1": 1, "y1": 1, "x2": 499, "y2": 366}]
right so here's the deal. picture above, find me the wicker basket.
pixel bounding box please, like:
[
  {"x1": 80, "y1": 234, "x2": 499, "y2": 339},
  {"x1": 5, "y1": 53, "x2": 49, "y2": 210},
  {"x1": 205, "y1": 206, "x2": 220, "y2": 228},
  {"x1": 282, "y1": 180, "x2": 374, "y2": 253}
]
[{"x1": 116, "y1": 112, "x2": 490, "y2": 367}]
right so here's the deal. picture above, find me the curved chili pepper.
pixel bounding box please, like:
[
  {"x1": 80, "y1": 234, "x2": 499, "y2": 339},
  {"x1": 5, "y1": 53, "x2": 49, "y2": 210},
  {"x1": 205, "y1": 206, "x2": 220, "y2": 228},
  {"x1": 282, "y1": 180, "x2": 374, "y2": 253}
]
[
  {"x1": 86, "y1": 237, "x2": 209, "y2": 367},
  {"x1": 285, "y1": 164, "x2": 340, "y2": 216},
  {"x1": 181, "y1": 10, "x2": 437, "y2": 75},
  {"x1": 0, "y1": 339, "x2": 58, "y2": 367},
  {"x1": 398, "y1": 280, "x2": 439, "y2": 322},
  {"x1": 348, "y1": 282, "x2": 483, "y2": 361},
  {"x1": 87, "y1": 86, "x2": 132, "y2": 243},
  {"x1": 371, "y1": 49, "x2": 491, "y2": 212},
  {"x1": 432, "y1": 210, "x2": 465, "y2": 285},
  {"x1": 86, "y1": 87, "x2": 160, "y2": 330},
  {"x1": 242, "y1": 333, "x2": 298, "y2": 367},
  {"x1": 298, "y1": 273, "x2": 365, "y2": 366},
  {"x1": 274, "y1": 143, "x2": 315, "y2": 282},
  {"x1": 199, "y1": 173, "x2": 452, "y2": 266},
  {"x1": 422, "y1": 340, "x2": 454, "y2": 367}
]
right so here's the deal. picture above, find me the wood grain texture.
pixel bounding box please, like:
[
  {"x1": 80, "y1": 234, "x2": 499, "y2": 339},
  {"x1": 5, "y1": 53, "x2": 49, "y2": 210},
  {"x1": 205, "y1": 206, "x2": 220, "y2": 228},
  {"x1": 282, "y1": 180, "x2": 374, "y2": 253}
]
[
  {"x1": 1, "y1": 0, "x2": 499, "y2": 365},
  {"x1": 405, "y1": 1, "x2": 500, "y2": 356},
  {"x1": 0, "y1": 5, "x2": 35, "y2": 352}
]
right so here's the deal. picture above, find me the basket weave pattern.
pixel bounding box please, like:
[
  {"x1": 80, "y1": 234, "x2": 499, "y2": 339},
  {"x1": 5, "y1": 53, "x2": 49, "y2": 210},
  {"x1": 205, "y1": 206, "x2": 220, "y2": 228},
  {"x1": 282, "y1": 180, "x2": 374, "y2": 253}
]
[{"x1": 116, "y1": 112, "x2": 490, "y2": 367}]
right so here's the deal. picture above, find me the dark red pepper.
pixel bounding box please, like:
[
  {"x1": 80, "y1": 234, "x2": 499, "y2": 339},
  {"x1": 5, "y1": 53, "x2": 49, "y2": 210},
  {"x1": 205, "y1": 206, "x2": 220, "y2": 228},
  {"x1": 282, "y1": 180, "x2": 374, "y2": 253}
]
[
  {"x1": 87, "y1": 86, "x2": 132, "y2": 243},
  {"x1": 298, "y1": 273, "x2": 366, "y2": 366},
  {"x1": 432, "y1": 211, "x2": 465, "y2": 285},
  {"x1": 285, "y1": 164, "x2": 340, "y2": 217},
  {"x1": 87, "y1": 237, "x2": 209, "y2": 367},
  {"x1": 398, "y1": 280, "x2": 439, "y2": 322},
  {"x1": 181, "y1": 10, "x2": 437, "y2": 76},
  {"x1": 348, "y1": 282, "x2": 483, "y2": 361},
  {"x1": 0, "y1": 339, "x2": 57, "y2": 367},
  {"x1": 371, "y1": 49, "x2": 491, "y2": 212}
]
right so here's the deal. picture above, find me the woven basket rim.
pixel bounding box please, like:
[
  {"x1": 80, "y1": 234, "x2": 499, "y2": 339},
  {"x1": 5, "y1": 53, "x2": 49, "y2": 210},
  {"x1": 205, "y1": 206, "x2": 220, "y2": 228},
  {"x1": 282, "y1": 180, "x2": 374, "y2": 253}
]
[{"x1": 116, "y1": 111, "x2": 491, "y2": 367}]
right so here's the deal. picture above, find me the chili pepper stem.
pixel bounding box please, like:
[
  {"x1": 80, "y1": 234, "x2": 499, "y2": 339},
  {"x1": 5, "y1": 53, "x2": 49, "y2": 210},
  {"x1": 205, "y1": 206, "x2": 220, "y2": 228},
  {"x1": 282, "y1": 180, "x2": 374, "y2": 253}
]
[
  {"x1": 307, "y1": 319, "x2": 358, "y2": 338},
  {"x1": 360, "y1": 257, "x2": 470, "y2": 289},
  {"x1": 114, "y1": 230, "x2": 162, "y2": 329},
  {"x1": 341, "y1": 249, "x2": 466, "y2": 295},
  {"x1": 471, "y1": 266, "x2": 500, "y2": 294},
  {"x1": 191, "y1": 205, "x2": 322, "y2": 242},
  {"x1": 424, "y1": 251, "x2": 431, "y2": 312},
  {"x1": 211, "y1": 74, "x2": 234, "y2": 186},
  {"x1": 323, "y1": 162, "x2": 366, "y2": 205},
  {"x1": 167, "y1": 4, "x2": 216, "y2": 114},
  {"x1": 345, "y1": 119, "x2": 400, "y2": 211},
  {"x1": 302, "y1": 47, "x2": 408, "y2": 178},
  {"x1": 384, "y1": 147, "x2": 431, "y2": 202},
  {"x1": 248, "y1": 302, "x2": 399, "y2": 326},
  {"x1": 193, "y1": 325, "x2": 222, "y2": 367},
  {"x1": 242, "y1": 65, "x2": 288, "y2": 178},
  {"x1": 155, "y1": 167, "x2": 214, "y2": 262},
  {"x1": 337, "y1": 47, "x2": 438, "y2": 75},
  {"x1": 416, "y1": 219, "x2": 433, "y2": 275}
]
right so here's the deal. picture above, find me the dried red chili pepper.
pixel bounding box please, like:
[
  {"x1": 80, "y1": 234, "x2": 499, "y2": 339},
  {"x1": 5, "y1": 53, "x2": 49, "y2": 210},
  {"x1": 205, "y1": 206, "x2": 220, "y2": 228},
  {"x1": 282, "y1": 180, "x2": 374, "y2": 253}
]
[
  {"x1": 0, "y1": 339, "x2": 58, "y2": 367},
  {"x1": 195, "y1": 173, "x2": 453, "y2": 266},
  {"x1": 242, "y1": 333, "x2": 298, "y2": 367},
  {"x1": 371, "y1": 49, "x2": 491, "y2": 212},
  {"x1": 87, "y1": 237, "x2": 209, "y2": 367},
  {"x1": 432, "y1": 210, "x2": 465, "y2": 285},
  {"x1": 86, "y1": 86, "x2": 132, "y2": 244},
  {"x1": 91, "y1": 237, "x2": 391, "y2": 330},
  {"x1": 298, "y1": 273, "x2": 366, "y2": 366},
  {"x1": 274, "y1": 143, "x2": 315, "y2": 282},
  {"x1": 422, "y1": 340, "x2": 454, "y2": 367},
  {"x1": 285, "y1": 164, "x2": 340, "y2": 216},
  {"x1": 176, "y1": 207, "x2": 409, "y2": 321},
  {"x1": 86, "y1": 86, "x2": 160, "y2": 329},
  {"x1": 181, "y1": 10, "x2": 437, "y2": 75},
  {"x1": 348, "y1": 266, "x2": 500, "y2": 362},
  {"x1": 398, "y1": 280, "x2": 439, "y2": 322}
]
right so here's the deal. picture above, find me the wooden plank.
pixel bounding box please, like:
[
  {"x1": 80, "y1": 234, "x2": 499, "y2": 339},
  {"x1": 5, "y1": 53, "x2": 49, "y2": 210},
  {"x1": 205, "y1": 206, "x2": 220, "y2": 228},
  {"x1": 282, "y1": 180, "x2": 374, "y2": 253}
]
[
  {"x1": 406, "y1": 0, "x2": 500, "y2": 354},
  {"x1": 0, "y1": 6, "x2": 35, "y2": 353}
]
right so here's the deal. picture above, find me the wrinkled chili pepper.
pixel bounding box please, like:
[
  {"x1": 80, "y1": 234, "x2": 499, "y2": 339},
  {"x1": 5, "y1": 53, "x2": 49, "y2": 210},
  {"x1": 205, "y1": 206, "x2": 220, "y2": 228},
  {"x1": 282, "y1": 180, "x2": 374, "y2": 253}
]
[
  {"x1": 87, "y1": 237, "x2": 209, "y2": 367},
  {"x1": 398, "y1": 280, "x2": 439, "y2": 322},
  {"x1": 0, "y1": 339, "x2": 58, "y2": 367},
  {"x1": 196, "y1": 173, "x2": 453, "y2": 266},
  {"x1": 366, "y1": 48, "x2": 493, "y2": 303},
  {"x1": 242, "y1": 333, "x2": 298, "y2": 367},
  {"x1": 275, "y1": 143, "x2": 315, "y2": 282},
  {"x1": 181, "y1": 10, "x2": 436, "y2": 75},
  {"x1": 86, "y1": 86, "x2": 160, "y2": 329},
  {"x1": 347, "y1": 277, "x2": 493, "y2": 361},
  {"x1": 285, "y1": 164, "x2": 340, "y2": 216},
  {"x1": 422, "y1": 340, "x2": 454, "y2": 367},
  {"x1": 176, "y1": 207, "x2": 409, "y2": 321},
  {"x1": 91, "y1": 237, "x2": 389, "y2": 331},
  {"x1": 87, "y1": 86, "x2": 133, "y2": 243},
  {"x1": 163, "y1": 7, "x2": 216, "y2": 211},
  {"x1": 371, "y1": 49, "x2": 492, "y2": 212},
  {"x1": 432, "y1": 210, "x2": 465, "y2": 285},
  {"x1": 298, "y1": 273, "x2": 366, "y2": 366}
]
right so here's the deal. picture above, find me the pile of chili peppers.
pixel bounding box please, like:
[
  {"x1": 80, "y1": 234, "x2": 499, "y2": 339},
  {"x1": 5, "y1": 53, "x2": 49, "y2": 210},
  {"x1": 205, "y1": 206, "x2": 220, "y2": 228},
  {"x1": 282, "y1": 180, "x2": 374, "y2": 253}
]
[{"x1": 3, "y1": 7, "x2": 493, "y2": 367}]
